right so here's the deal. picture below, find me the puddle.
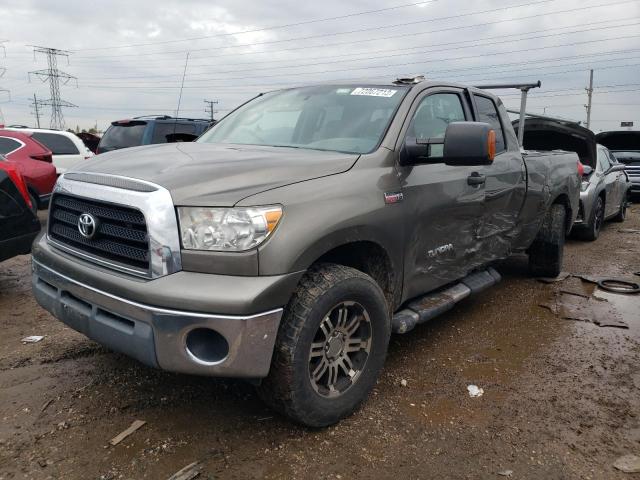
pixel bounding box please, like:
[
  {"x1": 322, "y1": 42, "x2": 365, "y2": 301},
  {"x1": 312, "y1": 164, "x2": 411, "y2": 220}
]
[{"x1": 592, "y1": 289, "x2": 640, "y2": 333}]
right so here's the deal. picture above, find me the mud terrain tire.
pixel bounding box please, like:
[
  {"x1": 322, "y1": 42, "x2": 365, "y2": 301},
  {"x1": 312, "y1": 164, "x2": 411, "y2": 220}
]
[{"x1": 258, "y1": 264, "x2": 390, "y2": 427}]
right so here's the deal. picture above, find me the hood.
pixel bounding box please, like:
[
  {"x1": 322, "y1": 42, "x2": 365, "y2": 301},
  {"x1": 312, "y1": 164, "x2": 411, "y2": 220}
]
[
  {"x1": 595, "y1": 131, "x2": 640, "y2": 152},
  {"x1": 512, "y1": 118, "x2": 596, "y2": 168},
  {"x1": 75, "y1": 142, "x2": 359, "y2": 206}
]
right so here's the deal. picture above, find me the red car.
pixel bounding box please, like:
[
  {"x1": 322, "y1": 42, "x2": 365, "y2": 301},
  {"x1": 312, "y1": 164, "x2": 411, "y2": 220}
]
[{"x1": 0, "y1": 129, "x2": 57, "y2": 212}]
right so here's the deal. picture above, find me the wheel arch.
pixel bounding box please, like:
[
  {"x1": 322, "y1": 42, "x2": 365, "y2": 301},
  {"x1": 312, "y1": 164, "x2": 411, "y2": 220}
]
[
  {"x1": 289, "y1": 230, "x2": 402, "y2": 313},
  {"x1": 550, "y1": 192, "x2": 573, "y2": 235}
]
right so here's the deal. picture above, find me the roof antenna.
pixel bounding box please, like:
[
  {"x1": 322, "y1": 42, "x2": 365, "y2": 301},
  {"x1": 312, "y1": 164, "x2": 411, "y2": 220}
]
[{"x1": 174, "y1": 52, "x2": 190, "y2": 135}]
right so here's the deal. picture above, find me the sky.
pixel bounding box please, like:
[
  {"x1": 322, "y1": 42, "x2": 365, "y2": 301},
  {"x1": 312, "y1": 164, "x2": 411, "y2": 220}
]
[{"x1": 0, "y1": 0, "x2": 639, "y2": 133}]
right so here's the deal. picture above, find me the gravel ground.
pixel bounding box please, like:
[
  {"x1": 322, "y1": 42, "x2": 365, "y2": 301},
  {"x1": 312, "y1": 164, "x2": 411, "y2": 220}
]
[{"x1": 1, "y1": 206, "x2": 639, "y2": 479}]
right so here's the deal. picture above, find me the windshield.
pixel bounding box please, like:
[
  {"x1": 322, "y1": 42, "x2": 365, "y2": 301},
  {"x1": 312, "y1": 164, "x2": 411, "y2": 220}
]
[
  {"x1": 198, "y1": 85, "x2": 408, "y2": 154},
  {"x1": 99, "y1": 122, "x2": 147, "y2": 152},
  {"x1": 611, "y1": 151, "x2": 640, "y2": 163}
]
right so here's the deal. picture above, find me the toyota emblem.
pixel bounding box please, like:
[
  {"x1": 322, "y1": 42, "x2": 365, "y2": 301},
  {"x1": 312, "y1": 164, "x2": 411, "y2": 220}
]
[{"x1": 78, "y1": 213, "x2": 98, "y2": 239}]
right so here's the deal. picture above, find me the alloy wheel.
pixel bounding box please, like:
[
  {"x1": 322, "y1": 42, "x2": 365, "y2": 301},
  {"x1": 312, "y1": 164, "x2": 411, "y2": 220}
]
[{"x1": 308, "y1": 301, "x2": 372, "y2": 398}]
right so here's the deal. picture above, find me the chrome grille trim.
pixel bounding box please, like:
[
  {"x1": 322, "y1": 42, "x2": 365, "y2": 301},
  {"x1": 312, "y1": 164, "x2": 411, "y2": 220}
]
[{"x1": 48, "y1": 174, "x2": 182, "y2": 279}]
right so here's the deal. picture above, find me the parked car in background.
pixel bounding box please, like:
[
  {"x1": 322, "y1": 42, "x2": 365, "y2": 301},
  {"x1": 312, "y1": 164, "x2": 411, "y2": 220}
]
[
  {"x1": 0, "y1": 155, "x2": 40, "y2": 262},
  {"x1": 5, "y1": 127, "x2": 94, "y2": 174},
  {"x1": 513, "y1": 118, "x2": 628, "y2": 240},
  {"x1": 596, "y1": 131, "x2": 640, "y2": 199},
  {"x1": 0, "y1": 129, "x2": 57, "y2": 212},
  {"x1": 96, "y1": 116, "x2": 212, "y2": 154},
  {"x1": 574, "y1": 145, "x2": 629, "y2": 239},
  {"x1": 76, "y1": 132, "x2": 101, "y2": 154}
]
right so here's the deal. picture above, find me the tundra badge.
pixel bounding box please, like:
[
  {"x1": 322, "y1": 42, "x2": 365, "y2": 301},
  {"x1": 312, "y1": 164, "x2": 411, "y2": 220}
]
[{"x1": 384, "y1": 191, "x2": 404, "y2": 204}]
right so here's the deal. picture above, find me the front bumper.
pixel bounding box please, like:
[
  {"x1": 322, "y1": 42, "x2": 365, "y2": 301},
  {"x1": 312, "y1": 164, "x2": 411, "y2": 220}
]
[{"x1": 32, "y1": 259, "x2": 284, "y2": 377}]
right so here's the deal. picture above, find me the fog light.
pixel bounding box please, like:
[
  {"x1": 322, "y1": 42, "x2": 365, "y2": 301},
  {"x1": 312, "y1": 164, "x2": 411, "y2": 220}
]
[{"x1": 185, "y1": 328, "x2": 229, "y2": 364}]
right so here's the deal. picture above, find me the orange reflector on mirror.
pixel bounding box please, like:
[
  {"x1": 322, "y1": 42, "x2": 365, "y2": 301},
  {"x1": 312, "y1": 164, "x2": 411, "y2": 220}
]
[{"x1": 487, "y1": 130, "x2": 496, "y2": 161}]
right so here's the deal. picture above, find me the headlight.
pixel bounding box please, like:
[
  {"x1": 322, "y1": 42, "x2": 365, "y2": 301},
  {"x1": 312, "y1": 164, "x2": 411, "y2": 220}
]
[{"x1": 178, "y1": 206, "x2": 282, "y2": 251}]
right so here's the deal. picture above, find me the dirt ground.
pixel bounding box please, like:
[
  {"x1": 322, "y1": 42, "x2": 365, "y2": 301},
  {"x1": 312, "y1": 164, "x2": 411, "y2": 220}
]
[{"x1": 1, "y1": 207, "x2": 639, "y2": 480}]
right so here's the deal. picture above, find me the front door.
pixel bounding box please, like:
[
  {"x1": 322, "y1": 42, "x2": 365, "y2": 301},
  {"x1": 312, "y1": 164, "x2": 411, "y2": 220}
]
[{"x1": 396, "y1": 89, "x2": 486, "y2": 300}]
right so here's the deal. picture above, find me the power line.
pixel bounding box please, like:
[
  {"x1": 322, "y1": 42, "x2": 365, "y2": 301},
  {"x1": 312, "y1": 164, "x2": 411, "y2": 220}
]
[
  {"x1": 79, "y1": 34, "x2": 640, "y2": 88},
  {"x1": 72, "y1": 0, "x2": 562, "y2": 60},
  {"x1": 70, "y1": 0, "x2": 440, "y2": 51},
  {"x1": 28, "y1": 46, "x2": 77, "y2": 129},
  {"x1": 55, "y1": 16, "x2": 633, "y2": 71},
  {"x1": 84, "y1": 20, "x2": 640, "y2": 80}
]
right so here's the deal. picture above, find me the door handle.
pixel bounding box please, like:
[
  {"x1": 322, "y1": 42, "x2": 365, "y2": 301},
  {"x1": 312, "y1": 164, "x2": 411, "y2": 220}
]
[{"x1": 467, "y1": 173, "x2": 486, "y2": 186}]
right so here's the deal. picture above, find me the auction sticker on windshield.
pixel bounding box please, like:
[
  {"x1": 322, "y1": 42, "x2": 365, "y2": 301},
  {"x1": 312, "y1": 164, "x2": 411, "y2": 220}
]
[{"x1": 350, "y1": 88, "x2": 397, "y2": 97}]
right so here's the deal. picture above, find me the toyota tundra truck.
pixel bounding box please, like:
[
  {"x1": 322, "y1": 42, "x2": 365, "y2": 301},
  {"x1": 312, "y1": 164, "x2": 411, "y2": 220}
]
[{"x1": 31, "y1": 78, "x2": 580, "y2": 427}]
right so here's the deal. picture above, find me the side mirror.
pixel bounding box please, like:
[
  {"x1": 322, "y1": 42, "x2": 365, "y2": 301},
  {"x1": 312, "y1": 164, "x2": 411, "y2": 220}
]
[
  {"x1": 607, "y1": 164, "x2": 626, "y2": 174},
  {"x1": 582, "y1": 165, "x2": 593, "y2": 176},
  {"x1": 443, "y1": 122, "x2": 496, "y2": 166}
]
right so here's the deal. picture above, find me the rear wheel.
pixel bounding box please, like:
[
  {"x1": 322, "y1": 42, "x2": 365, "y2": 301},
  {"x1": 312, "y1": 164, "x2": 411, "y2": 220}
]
[
  {"x1": 258, "y1": 264, "x2": 390, "y2": 427},
  {"x1": 581, "y1": 196, "x2": 604, "y2": 241},
  {"x1": 529, "y1": 204, "x2": 566, "y2": 278}
]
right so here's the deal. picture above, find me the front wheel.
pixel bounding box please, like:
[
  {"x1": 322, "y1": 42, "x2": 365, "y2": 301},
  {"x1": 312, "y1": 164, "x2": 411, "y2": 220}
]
[{"x1": 258, "y1": 264, "x2": 390, "y2": 427}]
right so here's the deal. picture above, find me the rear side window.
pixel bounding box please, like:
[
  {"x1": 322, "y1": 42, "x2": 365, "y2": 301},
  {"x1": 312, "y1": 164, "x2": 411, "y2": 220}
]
[
  {"x1": 151, "y1": 123, "x2": 197, "y2": 143},
  {"x1": 99, "y1": 123, "x2": 147, "y2": 150},
  {"x1": 31, "y1": 132, "x2": 79, "y2": 155},
  {"x1": 473, "y1": 95, "x2": 506, "y2": 153},
  {"x1": 0, "y1": 137, "x2": 23, "y2": 156}
]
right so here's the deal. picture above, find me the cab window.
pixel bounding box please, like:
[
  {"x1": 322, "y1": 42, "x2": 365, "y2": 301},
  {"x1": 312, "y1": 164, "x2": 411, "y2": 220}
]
[
  {"x1": 407, "y1": 93, "x2": 466, "y2": 158},
  {"x1": 473, "y1": 95, "x2": 506, "y2": 153}
]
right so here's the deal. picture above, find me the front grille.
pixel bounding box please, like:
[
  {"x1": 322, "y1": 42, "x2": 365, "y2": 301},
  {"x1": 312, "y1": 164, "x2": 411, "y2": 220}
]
[
  {"x1": 625, "y1": 166, "x2": 640, "y2": 177},
  {"x1": 48, "y1": 193, "x2": 149, "y2": 272}
]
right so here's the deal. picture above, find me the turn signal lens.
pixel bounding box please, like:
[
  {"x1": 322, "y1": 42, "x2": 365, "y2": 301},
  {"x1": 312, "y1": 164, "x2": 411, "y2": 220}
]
[{"x1": 487, "y1": 130, "x2": 496, "y2": 161}]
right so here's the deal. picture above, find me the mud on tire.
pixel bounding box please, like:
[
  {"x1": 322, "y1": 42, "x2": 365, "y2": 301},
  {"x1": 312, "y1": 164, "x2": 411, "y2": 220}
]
[
  {"x1": 258, "y1": 263, "x2": 391, "y2": 427},
  {"x1": 529, "y1": 204, "x2": 566, "y2": 278}
]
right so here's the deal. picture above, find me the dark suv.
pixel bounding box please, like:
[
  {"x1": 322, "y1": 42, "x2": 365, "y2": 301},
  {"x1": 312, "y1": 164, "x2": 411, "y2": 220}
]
[{"x1": 96, "y1": 116, "x2": 212, "y2": 154}]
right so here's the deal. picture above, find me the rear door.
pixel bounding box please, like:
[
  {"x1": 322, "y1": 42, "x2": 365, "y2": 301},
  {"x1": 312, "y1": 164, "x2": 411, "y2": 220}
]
[
  {"x1": 471, "y1": 94, "x2": 526, "y2": 258},
  {"x1": 30, "y1": 132, "x2": 82, "y2": 174},
  {"x1": 397, "y1": 88, "x2": 486, "y2": 299},
  {"x1": 607, "y1": 149, "x2": 630, "y2": 201}
]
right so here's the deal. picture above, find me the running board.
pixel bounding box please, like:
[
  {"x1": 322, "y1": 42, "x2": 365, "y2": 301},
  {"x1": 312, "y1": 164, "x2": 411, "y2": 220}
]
[{"x1": 391, "y1": 268, "x2": 501, "y2": 334}]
